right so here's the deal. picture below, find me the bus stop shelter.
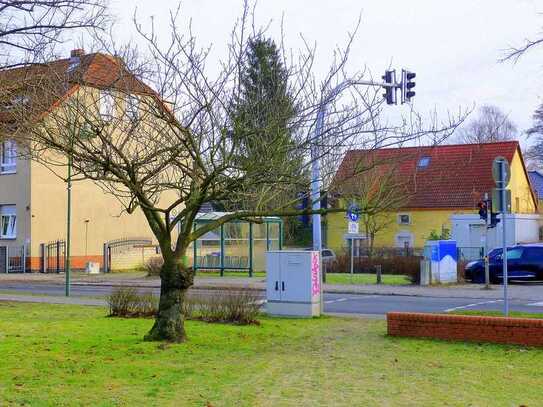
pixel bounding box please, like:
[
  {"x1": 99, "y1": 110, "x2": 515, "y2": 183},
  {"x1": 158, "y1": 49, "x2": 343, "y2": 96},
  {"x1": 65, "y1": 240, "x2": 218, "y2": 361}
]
[{"x1": 189, "y1": 212, "x2": 283, "y2": 276}]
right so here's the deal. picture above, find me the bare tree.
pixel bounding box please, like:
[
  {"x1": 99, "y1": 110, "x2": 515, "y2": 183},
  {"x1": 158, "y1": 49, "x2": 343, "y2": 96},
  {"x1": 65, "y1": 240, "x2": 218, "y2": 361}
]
[
  {"x1": 10, "y1": 4, "x2": 465, "y2": 342},
  {"x1": 455, "y1": 104, "x2": 517, "y2": 144},
  {"x1": 0, "y1": 0, "x2": 108, "y2": 68}
]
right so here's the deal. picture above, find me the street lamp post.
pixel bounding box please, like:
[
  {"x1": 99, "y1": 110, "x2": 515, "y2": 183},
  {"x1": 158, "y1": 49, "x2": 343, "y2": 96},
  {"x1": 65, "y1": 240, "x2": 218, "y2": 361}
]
[{"x1": 310, "y1": 77, "x2": 402, "y2": 254}]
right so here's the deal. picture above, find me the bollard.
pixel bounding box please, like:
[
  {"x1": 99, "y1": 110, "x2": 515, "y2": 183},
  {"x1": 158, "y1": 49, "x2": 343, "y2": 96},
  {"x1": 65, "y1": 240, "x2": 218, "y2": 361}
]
[{"x1": 376, "y1": 265, "x2": 382, "y2": 284}]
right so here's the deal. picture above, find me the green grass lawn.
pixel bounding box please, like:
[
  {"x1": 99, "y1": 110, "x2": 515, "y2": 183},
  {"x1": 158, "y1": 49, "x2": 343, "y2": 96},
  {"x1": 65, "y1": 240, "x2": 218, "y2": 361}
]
[
  {"x1": 325, "y1": 272, "x2": 410, "y2": 285},
  {"x1": 195, "y1": 271, "x2": 410, "y2": 285},
  {"x1": 453, "y1": 310, "x2": 543, "y2": 319},
  {"x1": 1, "y1": 303, "x2": 543, "y2": 406}
]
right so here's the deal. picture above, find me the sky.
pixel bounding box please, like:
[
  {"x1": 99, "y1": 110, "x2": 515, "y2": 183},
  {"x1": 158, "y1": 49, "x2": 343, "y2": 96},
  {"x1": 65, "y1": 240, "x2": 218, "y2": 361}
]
[{"x1": 106, "y1": 0, "x2": 543, "y2": 149}]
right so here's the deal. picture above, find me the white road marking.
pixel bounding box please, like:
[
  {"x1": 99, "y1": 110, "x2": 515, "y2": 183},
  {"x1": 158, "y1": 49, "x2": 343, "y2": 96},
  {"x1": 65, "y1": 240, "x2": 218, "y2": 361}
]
[
  {"x1": 444, "y1": 299, "x2": 503, "y2": 313},
  {"x1": 526, "y1": 301, "x2": 543, "y2": 307},
  {"x1": 325, "y1": 297, "x2": 349, "y2": 304},
  {"x1": 324, "y1": 295, "x2": 379, "y2": 304}
]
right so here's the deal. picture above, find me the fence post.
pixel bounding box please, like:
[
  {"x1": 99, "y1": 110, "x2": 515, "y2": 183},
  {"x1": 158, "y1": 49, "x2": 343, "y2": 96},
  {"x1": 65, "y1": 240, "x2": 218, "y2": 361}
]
[
  {"x1": 22, "y1": 244, "x2": 26, "y2": 273},
  {"x1": 56, "y1": 240, "x2": 60, "y2": 273},
  {"x1": 40, "y1": 243, "x2": 45, "y2": 273},
  {"x1": 102, "y1": 243, "x2": 107, "y2": 273},
  {"x1": 376, "y1": 264, "x2": 382, "y2": 284},
  {"x1": 5, "y1": 246, "x2": 9, "y2": 274}
]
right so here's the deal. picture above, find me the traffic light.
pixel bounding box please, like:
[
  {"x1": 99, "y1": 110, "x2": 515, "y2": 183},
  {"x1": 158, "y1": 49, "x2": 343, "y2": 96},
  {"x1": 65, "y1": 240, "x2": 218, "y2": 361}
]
[
  {"x1": 401, "y1": 69, "x2": 416, "y2": 103},
  {"x1": 490, "y1": 212, "x2": 500, "y2": 228},
  {"x1": 477, "y1": 200, "x2": 488, "y2": 220},
  {"x1": 382, "y1": 69, "x2": 396, "y2": 105}
]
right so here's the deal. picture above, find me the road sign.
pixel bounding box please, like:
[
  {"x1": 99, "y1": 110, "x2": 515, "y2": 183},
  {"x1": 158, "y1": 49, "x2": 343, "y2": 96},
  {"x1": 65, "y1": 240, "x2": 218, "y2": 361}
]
[
  {"x1": 348, "y1": 221, "x2": 359, "y2": 234},
  {"x1": 492, "y1": 156, "x2": 510, "y2": 187},
  {"x1": 347, "y1": 203, "x2": 360, "y2": 222}
]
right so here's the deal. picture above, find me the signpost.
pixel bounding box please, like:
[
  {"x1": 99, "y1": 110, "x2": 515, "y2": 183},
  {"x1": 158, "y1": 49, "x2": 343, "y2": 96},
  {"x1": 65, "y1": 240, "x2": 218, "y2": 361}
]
[
  {"x1": 346, "y1": 203, "x2": 361, "y2": 281},
  {"x1": 492, "y1": 156, "x2": 510, "y2": 316}
]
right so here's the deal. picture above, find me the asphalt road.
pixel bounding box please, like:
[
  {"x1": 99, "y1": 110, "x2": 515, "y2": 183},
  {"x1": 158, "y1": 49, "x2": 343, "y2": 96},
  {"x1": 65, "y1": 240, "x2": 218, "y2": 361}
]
[{"x1": 2, "y1": 282, "x2": 543, "y2": 315}]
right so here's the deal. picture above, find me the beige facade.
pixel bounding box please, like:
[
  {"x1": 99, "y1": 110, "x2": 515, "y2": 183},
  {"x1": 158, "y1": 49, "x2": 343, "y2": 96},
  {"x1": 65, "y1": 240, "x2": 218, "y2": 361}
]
[{"x1": 0, "y1": 85, "x2": 177, "y2": 272}]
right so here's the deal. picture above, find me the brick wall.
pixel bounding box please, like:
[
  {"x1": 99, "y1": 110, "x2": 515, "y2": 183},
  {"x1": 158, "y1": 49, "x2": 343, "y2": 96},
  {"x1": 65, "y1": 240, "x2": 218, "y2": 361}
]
[{"x1": 387, "y1": 312, "x2": 543, "y2": 347}]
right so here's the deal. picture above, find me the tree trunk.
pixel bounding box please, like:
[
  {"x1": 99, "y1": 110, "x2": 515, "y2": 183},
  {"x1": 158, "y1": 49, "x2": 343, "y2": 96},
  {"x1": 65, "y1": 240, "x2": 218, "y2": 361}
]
[{"x1": 144, "y1": 256, "x2": 194, "y2": 342}]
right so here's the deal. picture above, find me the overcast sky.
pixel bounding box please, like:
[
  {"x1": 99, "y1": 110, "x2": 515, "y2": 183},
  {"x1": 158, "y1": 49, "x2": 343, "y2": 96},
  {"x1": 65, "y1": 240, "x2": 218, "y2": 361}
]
[{"x1": 108, "y1": 0, "x2": 543, "y2": 148}]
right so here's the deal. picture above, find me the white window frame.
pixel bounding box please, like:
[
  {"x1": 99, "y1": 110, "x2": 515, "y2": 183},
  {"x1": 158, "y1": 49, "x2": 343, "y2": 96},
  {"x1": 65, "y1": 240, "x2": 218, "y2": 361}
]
[
  {"x1": 0, "y1": 140, "x2": 16, "y2": 174},
  {"x1": 0, "y1": 205, "x2": 16, "y2": 239},
  {"x1": 126, "y1": 94, "x2": 140, "y2": 122},
  {"x1": 397, "y1": 213, "x2": 411, "y2": 225},
  {"x1": 99, "y1": 90, "x2": 115, "y2": 120}
]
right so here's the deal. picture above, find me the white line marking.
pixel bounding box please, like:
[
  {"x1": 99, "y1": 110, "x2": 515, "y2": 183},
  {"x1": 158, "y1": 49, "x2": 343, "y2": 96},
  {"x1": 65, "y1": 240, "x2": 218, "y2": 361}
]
[
  {"x1": 526, "y1": 301, "x2": 543, "y2": 307},
  {"x1": 444, "y1": 299, "x2": 503, "y2": 313},
  {"x1": 325, "y1": 297, "x2": 349, "y2": 304}
]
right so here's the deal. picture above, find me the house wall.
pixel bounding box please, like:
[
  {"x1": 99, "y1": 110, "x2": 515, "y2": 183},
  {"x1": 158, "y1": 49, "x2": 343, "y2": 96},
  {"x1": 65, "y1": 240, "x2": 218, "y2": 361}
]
[
  {"x1": 509, "y1": 150, "x2": 537, "y2": 213},
  {"x1": 0, "y1": 150, "x2": 31, "y2": 250},
  {"x1": 24, "y1": 85, "x2": 180, "y2": 271},
  {"x1": 326, "y1": 208, "x2": 468, "y2": 252}
]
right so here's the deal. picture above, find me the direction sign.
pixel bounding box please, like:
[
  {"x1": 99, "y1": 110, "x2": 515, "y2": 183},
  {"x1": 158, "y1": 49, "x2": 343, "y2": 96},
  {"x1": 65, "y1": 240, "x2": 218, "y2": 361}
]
[
  {"x1": 492, "y1": 156, "x2": 510, "y2": 187},
  {"x1": 347, "y1": 203, "x2": 360, "y2": 222}
]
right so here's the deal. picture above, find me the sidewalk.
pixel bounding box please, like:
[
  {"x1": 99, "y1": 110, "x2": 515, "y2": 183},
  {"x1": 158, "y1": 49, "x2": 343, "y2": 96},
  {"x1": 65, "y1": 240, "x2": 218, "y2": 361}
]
[{"x1": 1, "y1": 272, "x2": 542, "y2": 301}]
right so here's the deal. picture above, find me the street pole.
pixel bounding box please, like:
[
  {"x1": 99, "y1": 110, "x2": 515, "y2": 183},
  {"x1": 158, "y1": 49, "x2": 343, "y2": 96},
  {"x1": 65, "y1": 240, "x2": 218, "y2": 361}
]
[
  {"x1": 350, "y1": 238, "x2": 354, "y2": 283},
  {"x1": 310, "y1": 76, "x2": 403, "y2": 312},
  {"x1": 66, "y1": 151, "x2": 72, "y2": 297},
  {"x1": 484, "y1": 192, "x2": 490, "y2": 289},
  {"x1": 500, "y1": 162, "x2": 508, "y2": 316},
  {"x1": 312, "y1": 108, "x2": 325, "y2": 313}
]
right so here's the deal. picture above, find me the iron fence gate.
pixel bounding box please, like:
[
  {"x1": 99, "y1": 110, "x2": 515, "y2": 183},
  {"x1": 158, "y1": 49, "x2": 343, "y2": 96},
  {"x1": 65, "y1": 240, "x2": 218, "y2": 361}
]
[
  {"x1": 103, "y1": 237, "x2": 154, "y2": 273},
  {"x1": 46, "y1": 240, "x2": 66, "y2": 273}
]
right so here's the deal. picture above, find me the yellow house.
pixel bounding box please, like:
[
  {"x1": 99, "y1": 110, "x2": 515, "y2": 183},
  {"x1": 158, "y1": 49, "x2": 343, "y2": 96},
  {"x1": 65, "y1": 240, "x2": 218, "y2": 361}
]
[
  {"x1": 0, "y1": 50, "x2": 176, "y2": 272},
  {"x1": 326, "y1": 141, "x2": 538, "y2": 253}
]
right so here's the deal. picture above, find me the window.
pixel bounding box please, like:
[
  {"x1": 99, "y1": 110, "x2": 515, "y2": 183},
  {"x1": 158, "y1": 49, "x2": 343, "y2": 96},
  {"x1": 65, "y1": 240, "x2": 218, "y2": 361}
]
[
  {"x1": 398, "y1": 214, "x2": 411, "y2": 225},
  {"x1": 506, "y1": 247, "x2": 523, "y2": 260},
  {"x1": 1, "y1": 140, "x2": 16, "y2": 173},
  {"x1": 99, "y1": 90, "x2": 115, "y2": 119},
  {"x1": 0, "y1": 205, "x2": 16, "y2": 239},
  {"x1": 417, "y1": 156, "x2": 431, "y2": 169},
  {"x1": 523, "y1": 247, "x2": 543, "y2": 262},
  {"x1": 126, "y1": 94, "x2": 140, "y2": 122}
]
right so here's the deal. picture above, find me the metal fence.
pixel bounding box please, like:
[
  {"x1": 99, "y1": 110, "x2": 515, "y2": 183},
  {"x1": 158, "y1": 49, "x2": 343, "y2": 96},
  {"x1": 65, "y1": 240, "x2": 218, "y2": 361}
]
[
  {"x1": 0, "y1": 245, "x2": 27, "y2": 273},
  {"x1": 46, "y1": 240, "x2": 66, "y2": 273},
  {"x1": 103, "y1": 237, "x2": 154, "y2": 273}
]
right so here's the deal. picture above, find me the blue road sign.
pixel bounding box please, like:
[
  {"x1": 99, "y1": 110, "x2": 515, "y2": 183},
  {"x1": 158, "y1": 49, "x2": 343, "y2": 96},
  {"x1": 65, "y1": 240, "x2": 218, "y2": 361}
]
[{"x1": 347, "y1": 203, "x2": 360, "y2": 222}]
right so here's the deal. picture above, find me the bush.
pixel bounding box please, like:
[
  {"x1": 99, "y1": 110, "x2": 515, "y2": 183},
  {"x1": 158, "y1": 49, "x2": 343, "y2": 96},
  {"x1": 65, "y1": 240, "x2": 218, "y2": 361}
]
[
  {"x1": 108, "y1": 286, "x2": 261, "y2": 325},
  {"x1": 145, "y1": 257, "x2": 163, "y2": 277},
  {"x1": 186, "y1": 289, "x2": 261, "y2": 325},
  {"x1": 328, "y1": 249, "x2": 421, "y2": 283},
  {"x1": 107, "y1": 287, "x2": 158, "y2": 317}
]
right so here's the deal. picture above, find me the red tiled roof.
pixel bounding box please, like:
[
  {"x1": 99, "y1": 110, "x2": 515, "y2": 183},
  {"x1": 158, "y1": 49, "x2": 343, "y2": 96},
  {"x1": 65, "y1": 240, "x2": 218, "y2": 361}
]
[
  {"x1": 0, "y1": 52, "x2": 159, "y2": 123},
  {"x1": 333, "y1": 141, "x2": 531, "y2": 209}
]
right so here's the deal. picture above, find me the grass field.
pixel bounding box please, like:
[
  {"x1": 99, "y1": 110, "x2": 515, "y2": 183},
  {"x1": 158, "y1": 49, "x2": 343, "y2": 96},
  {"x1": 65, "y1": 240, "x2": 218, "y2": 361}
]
[
  {"x1": 1, "y1": 303, "x2": 542, "y2": 406},
  {"x1": 196, "y1": 271, "x2": 410, "y2": 285},
  {"x1": 453, "y1": 310, "x2": 543, "y2": 319}
]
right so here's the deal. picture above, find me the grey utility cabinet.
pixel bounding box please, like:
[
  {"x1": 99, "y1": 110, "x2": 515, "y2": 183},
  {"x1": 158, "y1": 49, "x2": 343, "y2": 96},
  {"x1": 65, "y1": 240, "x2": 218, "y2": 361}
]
[{"x1": 266, "y1": 250, "x2": 321, "y2": 317}]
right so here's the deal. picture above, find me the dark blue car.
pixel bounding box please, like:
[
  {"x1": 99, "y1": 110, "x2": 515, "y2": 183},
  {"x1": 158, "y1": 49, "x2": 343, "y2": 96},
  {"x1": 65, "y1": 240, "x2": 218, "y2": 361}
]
[{"x1": 464, "y1": 244, "x2": 543, "y2": 283}]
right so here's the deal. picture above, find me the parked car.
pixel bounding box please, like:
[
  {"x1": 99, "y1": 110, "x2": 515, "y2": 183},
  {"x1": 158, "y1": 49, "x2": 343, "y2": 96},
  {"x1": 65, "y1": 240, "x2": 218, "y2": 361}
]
[
  {"x1": 465, "y1": 244, "x2": 543, "y2": 283},
  {"x1": 304, "y1": 248, "x2": 336, "y2": 264}
]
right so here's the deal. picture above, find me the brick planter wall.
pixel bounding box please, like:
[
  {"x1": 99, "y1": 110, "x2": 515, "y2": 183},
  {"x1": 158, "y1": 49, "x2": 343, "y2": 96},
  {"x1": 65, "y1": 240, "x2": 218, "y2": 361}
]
[{"x1": 387, "y1": 312, "x2": 543, "y2": 347}]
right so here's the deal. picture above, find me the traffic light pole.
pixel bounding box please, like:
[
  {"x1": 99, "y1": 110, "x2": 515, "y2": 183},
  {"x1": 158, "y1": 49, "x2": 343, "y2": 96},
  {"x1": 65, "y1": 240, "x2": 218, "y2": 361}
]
[
  {"x1": 311, "y1": 72, "x2": 413, "y2": 310},
  {"x1": 500, "y1": 162, "x2": 509, "y2": 316},
  {"x1": 484, "y1": 193, "x2": 490, "y2": 290}
]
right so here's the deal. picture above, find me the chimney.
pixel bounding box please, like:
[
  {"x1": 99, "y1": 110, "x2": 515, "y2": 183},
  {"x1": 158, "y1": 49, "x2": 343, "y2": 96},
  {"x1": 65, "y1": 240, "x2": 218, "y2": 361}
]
[{"x1": 70, "y1": 49, "x2": 85, "y2": 58}]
